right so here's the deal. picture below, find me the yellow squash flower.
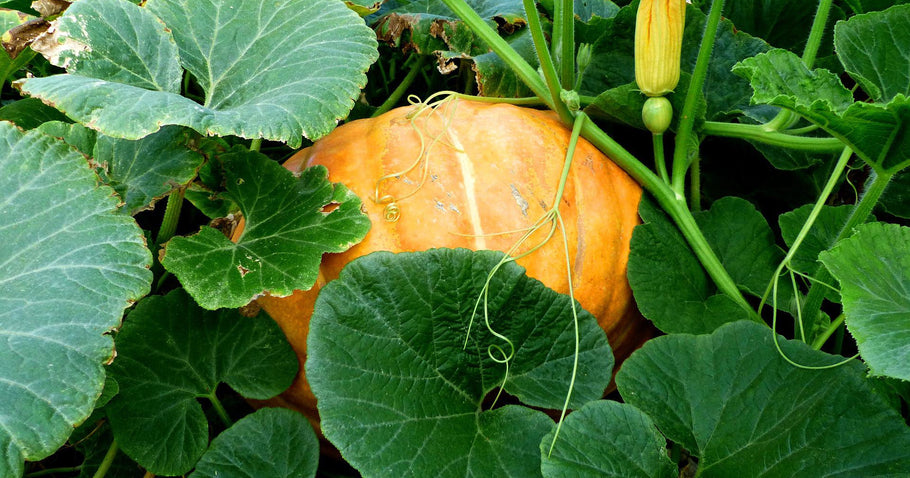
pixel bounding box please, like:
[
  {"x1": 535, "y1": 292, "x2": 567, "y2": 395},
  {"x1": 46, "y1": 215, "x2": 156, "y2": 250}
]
[{"x1": 635, "y1": 0, "x2": 686, "y2": 97}]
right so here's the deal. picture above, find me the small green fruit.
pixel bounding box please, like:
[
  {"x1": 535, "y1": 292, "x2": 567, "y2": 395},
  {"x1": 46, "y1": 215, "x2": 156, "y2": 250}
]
[{"x1": 642, "y1": 96, "x2": 673, "y2": 134}]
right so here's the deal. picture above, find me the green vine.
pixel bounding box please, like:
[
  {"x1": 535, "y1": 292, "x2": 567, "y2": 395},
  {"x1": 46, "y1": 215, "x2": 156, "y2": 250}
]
[{"x1": 671, "y1": 0, "x2": 726, "y2": 197}]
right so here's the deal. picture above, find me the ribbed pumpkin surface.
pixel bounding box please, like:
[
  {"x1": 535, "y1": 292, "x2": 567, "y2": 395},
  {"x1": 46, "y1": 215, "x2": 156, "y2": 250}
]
[{"x1": 249, "y1": 99, "x2": 648, "y2": 423}]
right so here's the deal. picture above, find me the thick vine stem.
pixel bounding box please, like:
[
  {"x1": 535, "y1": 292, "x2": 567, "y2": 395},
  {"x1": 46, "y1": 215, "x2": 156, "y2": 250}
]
[
  {"x1": 671, "y1": 0, "x2": 727, "y2": 196},
  {"x1": 552, "y1": 0, "x2": 575, "y2": 89},
  {"x1": 156, "y1": 187, "x2": 186, "y2": 246},
  {"x1": 702, "y1": 121, "x2": 845, "y2": 152},
  {"x1": 521, "y1": 0, "x2": 573, "y2": 124},
  {"x1": 439, "y1": 0, "x2": 551, "y2": 106}
]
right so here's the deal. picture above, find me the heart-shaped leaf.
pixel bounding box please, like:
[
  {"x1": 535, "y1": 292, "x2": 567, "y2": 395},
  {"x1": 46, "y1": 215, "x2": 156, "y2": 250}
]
[
  {"x1": 189, "y1": 408, "x2": 319, "y2": 478},
  {"x1": 616, "y1": 320, "x2": 910, "y2": 476},
  {"x1": 540, "y1": 400, "x2": 676, "y2": 478},
  {"x1": 820, "y1": 222, "x2": 910, "y2": 381},
  {"x1": 308, "y1": 248, "x2": 614, "y2": 477},
  {"x1": 105, "y1": 289, "x2": 298, "y2": 475},
  {"x1": 161, "y1": 148, "x2": 370, "y2": 310},
  {"x1": 17, "y1": 0, "x2": 379, "y2": 147},
  {"x1": 0, "y1": 122, "x2": 151, "y2": 477}
]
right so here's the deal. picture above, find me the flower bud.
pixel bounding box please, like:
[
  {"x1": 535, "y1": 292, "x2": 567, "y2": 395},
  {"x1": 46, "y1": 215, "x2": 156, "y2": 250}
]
[{"x1": 635, "y1": 0, "x2": 686, "y2": 97}]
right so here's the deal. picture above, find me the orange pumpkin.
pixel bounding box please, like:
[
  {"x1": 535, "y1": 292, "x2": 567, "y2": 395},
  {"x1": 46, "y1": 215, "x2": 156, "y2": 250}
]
[{"x1": 243, "y1": 98, "x2": 649, "y2": 428}]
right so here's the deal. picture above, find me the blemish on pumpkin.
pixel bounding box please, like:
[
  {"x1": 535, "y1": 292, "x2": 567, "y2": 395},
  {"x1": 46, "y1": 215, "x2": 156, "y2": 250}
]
[
  {"x1": 509, "y1": 184, "x2": 530, "y2": 217},
  {"x1": 237, "y1": 264, "x2": 250, "y2": 277}
]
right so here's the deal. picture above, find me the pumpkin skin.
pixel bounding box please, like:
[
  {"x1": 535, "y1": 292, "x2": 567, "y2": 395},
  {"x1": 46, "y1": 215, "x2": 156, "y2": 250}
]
[{"x1": 247, "y1": 99, "x2": 650, "y2": 427}]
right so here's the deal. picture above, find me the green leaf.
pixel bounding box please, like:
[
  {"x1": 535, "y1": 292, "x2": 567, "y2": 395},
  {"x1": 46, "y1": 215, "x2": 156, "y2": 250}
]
[
  {"x1": 616, "y1": 320, "x2": 910, "y2": 476},
  {"x1": 881, "y1": 169, "x2": 910, "y2": 219},
  {"x1": 106, "y1": 289, "x2": 298, "y2": 476},
  {"x1": 835, "y1": 5, "x2": 910, "y2": 103},
  {"x1": 0, "y1": 122, "x2": 151, "y2": 477},
  {"x1": 161, "y1": 149, "x2": 370, "y2": 310},
  {"x1": 843, "y1": 0, "x2": 910, "y2": 14},
  {"x1": 36, "y1": 121, "x2": 97, "y2": 157},
  {"x1": 93, "y1": 126, "x2": 204, "y2": 215},
  {"x1": 572, "y1": 0, "x2": 619, "y2": 21},
  {"x1": 778, "y1": 203, "x2": 865, "y2": 277},
  {"x1": 540, "y1": 401, "x2": 676, "y2": 478},
  {"x1": 628, "y1": 196, "x2": 782, "y2": 334},
  {"x1": 819, "y1": 223, "x2": 910, "y2": 382},
  {"x1": 733, "y1": 48, "x2": 910, "y2": 174},
  {"x1": 697, "y1": 197, "x2": 785, "y2": 298},
  {"x1": 17, "y1": 0, "x2": 378, "y2": 147},
  {"x1": 308, "y1": 249, "x2": 613, "y2": 477},
  {"x1": 189, "y1": 408, "x2": 319, "y2": 478},
  {"x1": 0, "y1": 97, "x2": 72, "y2": 129}
]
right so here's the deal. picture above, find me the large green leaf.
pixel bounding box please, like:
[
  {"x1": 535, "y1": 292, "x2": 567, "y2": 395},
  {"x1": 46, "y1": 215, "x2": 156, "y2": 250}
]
[
  {"x1": 616, "y1": 320, "x2": 910, "y2": 476},
  {"x1": 161, "y1": 148, "x2": 370, "y2": 310},
  {"x1": 627, "y1": 196, "x2": 783, "y2": 334},
  {"x1": 835, "y1": 4, "x2": 910, "y2": 103},
  {"x1": 540, "y1": 401, "x2": 676, "y2": 478},
  {"x1": 106, "y1": 289, "x2": 298, "y2": 476},
  {"x1": 0, "y1": 122, "x2": 151, "y2": 477},
  {"x1": 733, "y1": 48, "x2": 910, "y2": 174},
  {"x1": 820, "y1": 223, "x2": 910, "y2": 381},
  {"x1": 308, "y1": 249, "x2": 614, "y2": 477},
  {"x1": 189, "y1": 408, "x2": 319, "y2": 478},
  {"x1": 17, "y1": 0, "x2": 378, "y2": 147}
]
